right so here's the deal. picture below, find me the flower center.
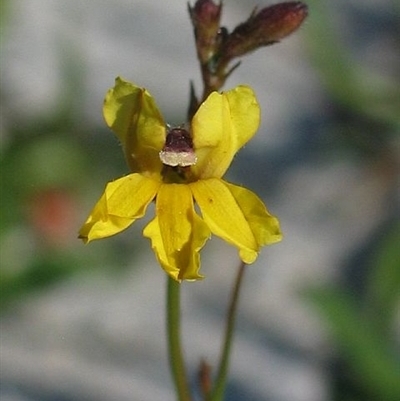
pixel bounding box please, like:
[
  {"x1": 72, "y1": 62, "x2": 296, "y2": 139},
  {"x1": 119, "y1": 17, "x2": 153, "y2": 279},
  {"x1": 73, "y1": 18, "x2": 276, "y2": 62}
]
[
  {"x1": 159, "y1": 127, "x2": 198, "y2": 184},
  {"x1": 159, "y1": 127, "x2": 197, "y2": 167}
]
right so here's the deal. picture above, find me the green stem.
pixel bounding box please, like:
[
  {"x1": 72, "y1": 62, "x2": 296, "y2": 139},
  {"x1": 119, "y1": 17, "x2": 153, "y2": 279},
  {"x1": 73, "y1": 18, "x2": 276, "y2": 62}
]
[
  {"x1": 167, "y1": 277, "x2": 192, "y2": 401},
  {"x1": 210, "y1": 261, "x2": 246, "y2": 401}
]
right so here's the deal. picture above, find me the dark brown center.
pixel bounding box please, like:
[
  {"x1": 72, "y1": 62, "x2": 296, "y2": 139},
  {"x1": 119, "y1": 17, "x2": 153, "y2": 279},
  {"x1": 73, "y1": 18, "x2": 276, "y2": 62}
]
[{"x1": 159, "y1": 127, "x2": 197, "y2": 167}]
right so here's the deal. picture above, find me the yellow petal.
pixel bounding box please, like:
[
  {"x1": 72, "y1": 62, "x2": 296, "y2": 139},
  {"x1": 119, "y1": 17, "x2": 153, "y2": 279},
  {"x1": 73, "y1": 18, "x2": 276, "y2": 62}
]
[
  {"x1": 191, "y1": 85, "x2": 260, "y2": 179},
  {"x1": 143, "y1": 184, "x2": 211, "y2": 281},
  {"x1": 79, "y1": 174, "x2": 160, "y2": 243},
  {"x1": 225, "y1": 182, "x2": 282, "y2": 246},
  {"x1": 103, "y1": 77, "x2": 166, "y2": 177},
  {"x1": 190, "y1": 178, "x2": 278, "y2": 264}
]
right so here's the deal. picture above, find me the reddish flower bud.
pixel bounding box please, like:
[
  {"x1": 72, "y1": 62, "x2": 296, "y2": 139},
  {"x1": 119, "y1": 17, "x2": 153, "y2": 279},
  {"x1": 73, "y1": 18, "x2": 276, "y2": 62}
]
[
  {"x1": 222, "y1": 2, "x2": 308, "y2": 59},
  {"x1": 188, "y1": 0, "x2": 223, "y2": 63}
]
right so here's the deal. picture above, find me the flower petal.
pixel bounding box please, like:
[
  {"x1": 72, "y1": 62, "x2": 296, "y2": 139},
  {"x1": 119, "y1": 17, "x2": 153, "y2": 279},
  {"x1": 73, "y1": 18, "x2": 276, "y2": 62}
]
[
  {"x1": 103, "y1": 77, "x2": 166, "y2": 177},
  {"x1": 225, "y1": 182, "x2": 282, "y2": 246},
  {"x1": 143, "y1": 184, "x2": 211, "y2": 281},
  {"x1": 79, "y1": 174, "x2": 160, "y2": 243},
  {"x1": 190, "y1": 178, "x2": 280, "y2": 264},
  {"x1": 191, "y1": 85, "x2": 260, "y2": 179}
]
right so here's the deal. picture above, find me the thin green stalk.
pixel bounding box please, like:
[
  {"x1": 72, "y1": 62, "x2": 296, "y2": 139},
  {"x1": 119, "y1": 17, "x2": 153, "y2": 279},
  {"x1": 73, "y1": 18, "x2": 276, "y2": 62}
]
[
  {"x1": 167, "y1": 277, "x2": 192, "y2": 401},
  {"x1": 210, "y1": 261, "x2": 246, "y2": 401}
]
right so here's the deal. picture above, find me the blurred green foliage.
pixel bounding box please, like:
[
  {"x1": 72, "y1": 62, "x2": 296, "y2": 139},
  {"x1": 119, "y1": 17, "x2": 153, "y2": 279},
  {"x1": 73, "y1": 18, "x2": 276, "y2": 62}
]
[
  {"x1": 305, "y1": 0, "x2": 400, "y2": 128},
  {"x1": 303, "y1": 1, "x2": 400, "y2": 400},
  {"x1": 0, "y1": 22, "x2": 142, "y2": 308},
  {"x1": 304, "y1": 225, "x2": 400, "y2": 401}
]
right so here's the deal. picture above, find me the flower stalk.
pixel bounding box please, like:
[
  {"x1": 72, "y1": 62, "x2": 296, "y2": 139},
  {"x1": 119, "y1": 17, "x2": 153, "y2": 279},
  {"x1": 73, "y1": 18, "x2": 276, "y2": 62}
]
[
  {"x1": 167, "y1": 277, "x2": 192, "y2": 401},
  {"x1": 210, "y1": 262, "x2": 247, "y2": 401}
]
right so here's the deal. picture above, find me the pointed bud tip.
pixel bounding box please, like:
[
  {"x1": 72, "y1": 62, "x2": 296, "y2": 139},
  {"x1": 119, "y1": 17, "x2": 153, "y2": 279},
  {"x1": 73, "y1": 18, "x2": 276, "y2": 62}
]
[{"x1": 189, "y1": 0, "x2": 222, "y2": 23}]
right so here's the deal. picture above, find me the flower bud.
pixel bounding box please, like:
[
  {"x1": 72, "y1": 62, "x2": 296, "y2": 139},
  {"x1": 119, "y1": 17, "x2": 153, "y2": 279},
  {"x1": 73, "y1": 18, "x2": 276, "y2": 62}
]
[
  {"x1": 222, "y1": 2, "x2": 308, "y2": 60},
  {"x1": 188, "y1": 0, "x2": 223, "y2": 63}
]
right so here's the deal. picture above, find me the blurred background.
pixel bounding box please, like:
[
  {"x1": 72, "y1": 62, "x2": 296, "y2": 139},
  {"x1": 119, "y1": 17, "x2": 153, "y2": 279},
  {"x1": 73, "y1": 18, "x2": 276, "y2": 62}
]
[{"x1": 1, "y1": 1, "x2": 399, "y2": 400}]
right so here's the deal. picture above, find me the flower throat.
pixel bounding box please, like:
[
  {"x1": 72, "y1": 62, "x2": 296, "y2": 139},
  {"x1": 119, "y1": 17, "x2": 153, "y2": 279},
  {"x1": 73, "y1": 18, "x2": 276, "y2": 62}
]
[{"x1": 160, "y1": 127, "x2": 197, "y2": 183}]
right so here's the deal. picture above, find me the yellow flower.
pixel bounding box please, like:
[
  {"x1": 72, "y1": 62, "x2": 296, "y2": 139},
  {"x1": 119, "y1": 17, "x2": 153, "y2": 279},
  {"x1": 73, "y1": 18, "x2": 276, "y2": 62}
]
[{"x1": 79, "y1": 77, "x2": 282, "y2": 281}]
